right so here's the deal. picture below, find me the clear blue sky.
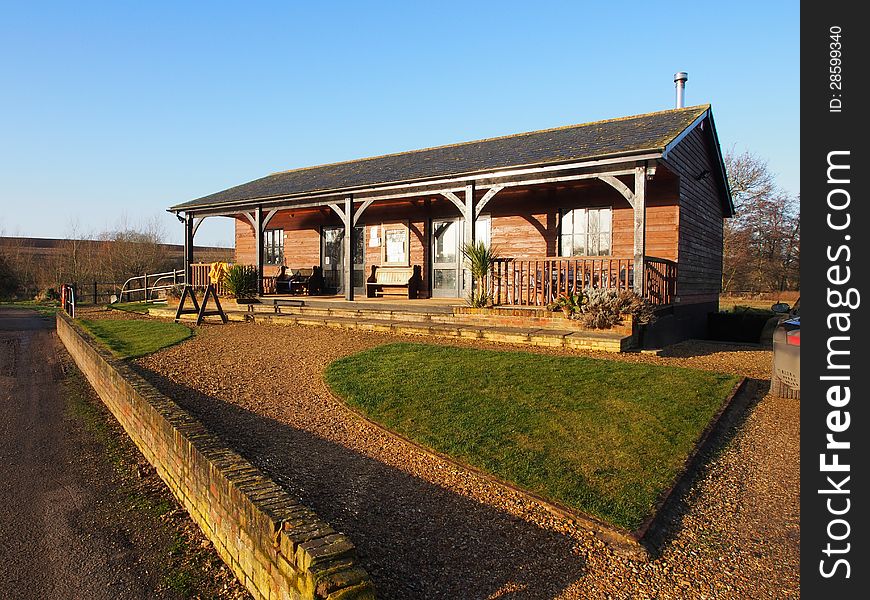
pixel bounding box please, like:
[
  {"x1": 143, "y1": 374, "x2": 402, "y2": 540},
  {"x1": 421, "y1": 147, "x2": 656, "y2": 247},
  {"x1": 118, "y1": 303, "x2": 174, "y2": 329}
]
[{"x1": 0, "y1": 1, "x2": 799, "y2": 247}]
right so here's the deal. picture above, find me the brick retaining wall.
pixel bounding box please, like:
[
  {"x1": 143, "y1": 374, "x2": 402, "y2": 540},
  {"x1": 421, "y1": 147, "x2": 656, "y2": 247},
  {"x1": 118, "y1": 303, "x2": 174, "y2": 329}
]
[{"x1": 56, "y1": 312, "x2": 375, "y2": 600}]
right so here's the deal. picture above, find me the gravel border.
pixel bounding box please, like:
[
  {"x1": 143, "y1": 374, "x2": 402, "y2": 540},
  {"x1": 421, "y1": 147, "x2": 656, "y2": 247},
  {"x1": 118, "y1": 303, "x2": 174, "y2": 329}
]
[{"x1": 128, "y1": 319, "x2": 798, "y2": 599}]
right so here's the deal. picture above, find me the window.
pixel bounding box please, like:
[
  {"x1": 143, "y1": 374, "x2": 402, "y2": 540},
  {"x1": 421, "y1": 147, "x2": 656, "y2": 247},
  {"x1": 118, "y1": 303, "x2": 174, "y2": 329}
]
[
  {"x1": 559, "y1": 207, "x2": 611, "y2": 256},
  {"x1": 381, "y1": 223, "x2": 409, "y2": 266},
  {"x1": 263, "y1": 229, "x2": 284, "y2": 265},
  {"x1": 475, "y1": 214, "x2": 491, "y2": 248}
]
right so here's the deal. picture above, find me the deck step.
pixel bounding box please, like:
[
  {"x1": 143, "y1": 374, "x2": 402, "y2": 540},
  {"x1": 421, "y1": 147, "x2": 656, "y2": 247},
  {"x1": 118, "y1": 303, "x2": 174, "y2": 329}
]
[
  {"x1": 223, "y1": 300, "x2": 615, "y2": 333},
  {"x1": 149, "y1": 306, "x2": 631, "y2": 352}
]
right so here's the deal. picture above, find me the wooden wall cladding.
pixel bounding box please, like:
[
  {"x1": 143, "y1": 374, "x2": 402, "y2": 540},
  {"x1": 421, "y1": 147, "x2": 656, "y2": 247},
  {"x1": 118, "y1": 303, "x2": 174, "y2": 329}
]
[
  {"x1": 663, "y1": 122, "x2": 727, "y2": 299},
  {"x1": 231, "y1": 176, "x2": 683, "y2": 294}
]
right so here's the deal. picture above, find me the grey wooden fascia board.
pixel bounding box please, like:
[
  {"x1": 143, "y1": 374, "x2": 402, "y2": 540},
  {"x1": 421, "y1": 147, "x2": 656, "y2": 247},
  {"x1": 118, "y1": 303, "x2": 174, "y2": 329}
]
[{"x1": 169, "y1": 152, "x2": 665, "y2": 214}]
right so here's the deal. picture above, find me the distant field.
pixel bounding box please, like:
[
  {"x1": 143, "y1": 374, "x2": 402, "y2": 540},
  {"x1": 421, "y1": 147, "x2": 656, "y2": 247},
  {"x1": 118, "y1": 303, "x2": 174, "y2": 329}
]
[
  {"x1": 0, "y1": 300, "x2": 59, "y2": 317},
  {"x1": 719, "y1": 292, "x2": 799, "y2": 311}
]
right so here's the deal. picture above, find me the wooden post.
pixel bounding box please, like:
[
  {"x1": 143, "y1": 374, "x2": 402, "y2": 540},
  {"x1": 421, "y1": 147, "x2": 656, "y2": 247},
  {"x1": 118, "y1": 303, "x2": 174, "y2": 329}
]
[
  {"x1": 343, "y1": 196, "x2": 354, "y2": 301},
  {"x1": 463, "y1": 183, "x2": 475, "y2": 297},
  {"x1": 633, "y1": 165, "x2": 647, "y2": 294},
  {"x1": 93, "y1": 281, "x2": 98, "y2": 304},
  {"x1": 184, "y1": 214, "x2": 195, "y2": 286},
  {"x1": 255, "y1": 206, "x2": 264, "y2": 295}
]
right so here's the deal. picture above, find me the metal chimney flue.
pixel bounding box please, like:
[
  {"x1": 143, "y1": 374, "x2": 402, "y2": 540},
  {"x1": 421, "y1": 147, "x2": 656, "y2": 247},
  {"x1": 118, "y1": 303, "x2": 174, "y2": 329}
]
[{"x1": 674, "y1": 72, "x2": 688, "y2": 108}]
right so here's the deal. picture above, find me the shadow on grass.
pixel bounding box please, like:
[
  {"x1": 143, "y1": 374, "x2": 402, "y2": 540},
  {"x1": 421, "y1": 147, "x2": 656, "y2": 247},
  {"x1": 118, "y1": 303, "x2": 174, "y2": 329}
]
[
  {"x1": 640, "y1": 377, "x2": 770, "y2": 557},
  {"x1": 130, "y1": 362, "x2": 768, "y2": 596},
  {"x1": 655, "y1": 340, "x2": 770, "y2": 358},
  {"x1": 132, "y1": 365, "x2": 587, "y2": 600}
]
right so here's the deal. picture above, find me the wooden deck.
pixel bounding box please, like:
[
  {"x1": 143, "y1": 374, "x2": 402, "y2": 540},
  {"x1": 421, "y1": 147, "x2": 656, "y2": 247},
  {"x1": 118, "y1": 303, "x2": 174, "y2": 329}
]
[
  {"x1": 489, "y1": 255, "x2": 677, "y2": 307},
  {"x1": 264, "y1": 294, "x2": 461, "y2": 312},
  {"x1": 150, "y1": 300, "x2": 632, "y2": 352},
  {"x1": 192, "y1": 255, "x2": 677, "y2": 310}
]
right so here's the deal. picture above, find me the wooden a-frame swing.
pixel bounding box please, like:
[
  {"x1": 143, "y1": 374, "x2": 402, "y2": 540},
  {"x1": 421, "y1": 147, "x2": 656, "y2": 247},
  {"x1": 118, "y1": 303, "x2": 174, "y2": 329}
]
[{"x1": 174, "y1": 284, "x2": 228, "y2": 325}]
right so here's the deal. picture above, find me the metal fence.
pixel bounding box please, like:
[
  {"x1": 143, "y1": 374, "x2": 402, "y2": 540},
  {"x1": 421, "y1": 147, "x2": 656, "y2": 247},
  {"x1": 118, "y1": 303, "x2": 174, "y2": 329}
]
[{"x1": 118, "y1": 269, "x2": 185, "y2": 303}]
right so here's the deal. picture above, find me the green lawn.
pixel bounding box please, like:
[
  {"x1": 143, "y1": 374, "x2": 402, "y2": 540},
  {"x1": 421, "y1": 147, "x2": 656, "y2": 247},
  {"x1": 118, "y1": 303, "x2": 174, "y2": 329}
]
[
  {"x1": 0, "y1": 300, "x2": 59, "y2": 317},
  {"x1": 108, "y1": 301, "x2": 156, "y2": 314},
  {"x1": 325, "y1": 343, "x2": 740, "y2": 531},
  {"x1": 78, "y1": 319, "x2": 192, "y2": 359}
]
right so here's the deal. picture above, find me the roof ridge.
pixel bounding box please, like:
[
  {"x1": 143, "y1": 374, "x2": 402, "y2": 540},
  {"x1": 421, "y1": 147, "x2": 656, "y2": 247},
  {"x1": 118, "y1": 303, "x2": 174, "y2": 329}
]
[{"x1": 267, "y1": 104, "x2": 710, "y2": 178}]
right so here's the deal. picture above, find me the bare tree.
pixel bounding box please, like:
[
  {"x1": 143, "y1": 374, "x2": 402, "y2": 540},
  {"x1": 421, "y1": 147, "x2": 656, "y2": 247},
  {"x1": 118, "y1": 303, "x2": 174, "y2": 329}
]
[
  {"x1": 94, "y1": 216, "x2": 173, "y2": 283},
  {"x1": 723, "y1": 150, "x2": 800, "y2": 293},
  {"x1": 1, "y1": 216, "x2": 181, "y2": 300},
  {"x1": 0, "y1": 226, "x2": 40, "y2": 298}
]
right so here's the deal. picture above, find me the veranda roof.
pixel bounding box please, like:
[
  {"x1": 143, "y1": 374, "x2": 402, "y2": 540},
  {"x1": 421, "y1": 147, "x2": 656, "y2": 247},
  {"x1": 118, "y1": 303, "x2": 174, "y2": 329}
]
[{"x1": 171, "y1": 105, "x2": 712, "y2": 212}]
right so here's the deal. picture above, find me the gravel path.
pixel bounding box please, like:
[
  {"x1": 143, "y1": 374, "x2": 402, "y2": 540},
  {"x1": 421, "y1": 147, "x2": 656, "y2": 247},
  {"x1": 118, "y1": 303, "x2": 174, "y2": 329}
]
[
  {"x1": 130, "y1": 319, "x2": 798, "y2": 599},
  {"x1": 1, "y1": 307, "x2": 250, "y2": 599}
]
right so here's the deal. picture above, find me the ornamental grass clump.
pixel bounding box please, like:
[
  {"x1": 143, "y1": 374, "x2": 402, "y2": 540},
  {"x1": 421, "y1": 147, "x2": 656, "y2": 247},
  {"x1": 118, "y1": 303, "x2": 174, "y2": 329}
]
[
  {"x1": 461, "y1": 241, "x2": 500, "y2": 308},
  {"x1": 578, "y1": 288, "x2": 657, "y2": 329},
  {"x1": 224, "y1": 265, "x2": 259, "y2": 299}
]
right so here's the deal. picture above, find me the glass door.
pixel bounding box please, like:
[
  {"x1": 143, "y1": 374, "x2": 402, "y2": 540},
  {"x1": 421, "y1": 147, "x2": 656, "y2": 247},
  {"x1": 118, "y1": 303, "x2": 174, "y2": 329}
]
[
  {"x1": 432, "y1": 218, "x2": 461, "y2": 297},
  {"x1": 321, "y1": 226, "x2": 344, "y2": 294},
  {"x1": 352, "y1": 226, "x2": 365, "y2": 297}
]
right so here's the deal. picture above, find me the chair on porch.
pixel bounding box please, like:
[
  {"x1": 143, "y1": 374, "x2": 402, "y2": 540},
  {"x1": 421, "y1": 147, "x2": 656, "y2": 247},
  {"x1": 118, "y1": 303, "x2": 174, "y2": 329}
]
[{"x1": 273, "y1": 266, "x2": 323, "y2": 295}]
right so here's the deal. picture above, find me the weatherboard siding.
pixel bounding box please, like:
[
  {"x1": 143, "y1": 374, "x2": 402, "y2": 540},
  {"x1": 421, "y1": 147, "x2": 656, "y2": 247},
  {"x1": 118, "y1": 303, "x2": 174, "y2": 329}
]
[
  {"x1": 232, "y1": 182, "x2": 680, "y2": 297},
  {"x1": 664, "y1": 121, "x2": 726, "y2": 303}
]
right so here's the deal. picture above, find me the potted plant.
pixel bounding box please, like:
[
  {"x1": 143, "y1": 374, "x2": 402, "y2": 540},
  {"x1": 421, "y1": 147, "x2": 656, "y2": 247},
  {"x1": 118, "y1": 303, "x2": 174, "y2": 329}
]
[
  {"x1": 461, "y1": 241, "x2": 500, "y2": 308},
  {"x1": 224, "y1": 265, "x2": 259, "y2": 302},
  {"x1": 164, "y1": 284, "x2": 184, "y2": 308},
  {"x1": 548, "y1": 291, "x2": 583, "y2": 318}
]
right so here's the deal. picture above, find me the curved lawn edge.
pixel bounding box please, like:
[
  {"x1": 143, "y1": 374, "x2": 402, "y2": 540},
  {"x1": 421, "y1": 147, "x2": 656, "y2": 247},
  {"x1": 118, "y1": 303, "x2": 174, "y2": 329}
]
[
  {"x1": 77, "y1": 318, "x2": 193, "y2": 359},
  {"x1": 633, "y1": 376, "x2": 747, "y2": 543},
  {"x1": 324, "y1": 343, "x2": 745, "y2": 556},
  {"x1": 324, "y1": 374, "x2": 650, "y2": 557}
]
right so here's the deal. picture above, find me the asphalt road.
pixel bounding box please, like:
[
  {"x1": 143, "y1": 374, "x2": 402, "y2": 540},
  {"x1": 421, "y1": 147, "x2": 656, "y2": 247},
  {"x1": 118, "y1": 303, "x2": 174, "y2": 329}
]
[{"x1": 0, "y1": 308, "x2": 161, "y2": 599}]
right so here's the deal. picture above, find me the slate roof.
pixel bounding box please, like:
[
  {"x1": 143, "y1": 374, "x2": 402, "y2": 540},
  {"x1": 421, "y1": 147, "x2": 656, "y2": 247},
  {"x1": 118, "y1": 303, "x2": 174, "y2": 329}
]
[{"x1": 171, "y1": 105, "x2": 710, "y2": 212}]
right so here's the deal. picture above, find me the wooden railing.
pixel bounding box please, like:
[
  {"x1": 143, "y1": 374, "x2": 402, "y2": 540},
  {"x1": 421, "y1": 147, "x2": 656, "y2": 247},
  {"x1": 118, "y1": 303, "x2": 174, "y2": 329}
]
[
  {"x1": 191, "y1": 262, "x2": 280, "y2": 295},
  {"x1": 190, "y1": 262, "x2": 228, "y2": 296},
  {"x1": 643, "y1": 256, "x2": 678, "y2": 306},
  {"x1": 488, "y1": 256, "x2": 676, "y2": 307}
]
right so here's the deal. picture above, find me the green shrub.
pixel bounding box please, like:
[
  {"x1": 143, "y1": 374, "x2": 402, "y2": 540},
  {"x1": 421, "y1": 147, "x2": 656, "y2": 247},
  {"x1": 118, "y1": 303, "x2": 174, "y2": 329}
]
[
  {"x1": 35, "y1": 287, "x2": 59, "y2": 302},
  {"x1": 728, "y1": 304, "x2": 776, "y2": 317},
  {"x1": 708, "y1": 312, "x2": 772, "y2": 343},
  {"x1": 165, "y1": 284, "x2": 184, "y2": 300},
  {"x1": 461, "y1": 241, "x2": 500, "y2": 308},
  {"x1": 577, "y1": 288, "x2": 656, "y2": 329},
  {"x1": 615, "y1": 289, "x2": 657, "y2": 325},
  {"x1": 223, "y1": 265, "x2": 258, "y2": 298},
  {"x1": 0, "y1": 256, "x2": 19, "y2": 299},
  {"x1": 547, "y1": 291, "x2": 584, "y2": 317}
]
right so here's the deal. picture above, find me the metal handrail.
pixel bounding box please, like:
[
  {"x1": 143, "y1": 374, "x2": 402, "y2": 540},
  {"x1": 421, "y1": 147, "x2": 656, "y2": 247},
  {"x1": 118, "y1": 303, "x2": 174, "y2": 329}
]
[
  {"x1": 118, "y1": 269, "x2": 185, "y2": 303},
  {"x1": 61, "y1": 283, "x2": 76, "y2": 317}
]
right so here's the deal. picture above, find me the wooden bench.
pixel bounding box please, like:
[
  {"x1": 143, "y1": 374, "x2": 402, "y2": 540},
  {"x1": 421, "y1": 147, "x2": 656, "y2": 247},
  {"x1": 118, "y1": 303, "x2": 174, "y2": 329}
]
[
  {"x1": 268, "y1": 297, "x2": 305, "y2": 313},
  {"x1": 366, "y1": 265, "x2": 421, "y2": 299},
  {"x1": 276, "y1": 267, "x2": 323, "y2": 295}
]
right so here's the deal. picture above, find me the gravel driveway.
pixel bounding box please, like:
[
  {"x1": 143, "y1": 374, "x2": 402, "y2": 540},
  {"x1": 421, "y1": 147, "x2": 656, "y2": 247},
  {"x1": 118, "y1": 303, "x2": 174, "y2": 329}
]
[
  {"x1": 0, "y1": 308, "x2": 167, "y2": 599},
  {"x1": 132, "y1": 319, "x2": 798, "y2": 599}
]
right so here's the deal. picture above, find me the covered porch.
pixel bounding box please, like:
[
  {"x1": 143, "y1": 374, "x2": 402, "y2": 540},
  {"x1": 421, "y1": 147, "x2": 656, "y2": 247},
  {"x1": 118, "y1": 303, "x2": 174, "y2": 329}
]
[{"x1": 182, "y1": 160, "x2": 679, "y2": 308}]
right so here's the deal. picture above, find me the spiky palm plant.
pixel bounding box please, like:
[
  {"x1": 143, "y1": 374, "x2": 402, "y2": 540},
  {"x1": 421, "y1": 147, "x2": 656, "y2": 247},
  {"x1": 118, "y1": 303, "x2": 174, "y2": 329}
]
[
  {"x1": 224, "y1": 265, "x2": 259, "y2": 299},
  {"x1": 461, "y1": 241, "x2": 500, "y2": 308}
]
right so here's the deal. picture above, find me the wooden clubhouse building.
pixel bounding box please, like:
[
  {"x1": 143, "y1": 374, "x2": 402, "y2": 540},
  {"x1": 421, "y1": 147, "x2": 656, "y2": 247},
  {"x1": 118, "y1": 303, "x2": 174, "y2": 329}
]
[{"x1": 169, "y1": 103, "x2": 733, "y2": 343}]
